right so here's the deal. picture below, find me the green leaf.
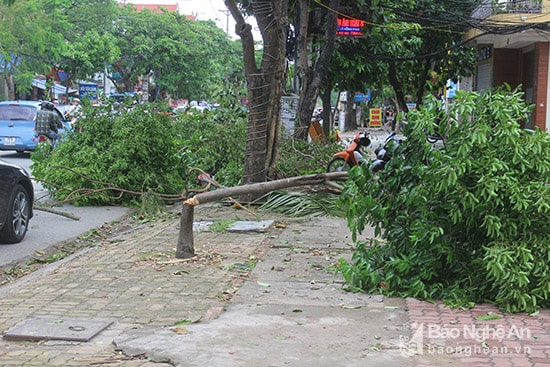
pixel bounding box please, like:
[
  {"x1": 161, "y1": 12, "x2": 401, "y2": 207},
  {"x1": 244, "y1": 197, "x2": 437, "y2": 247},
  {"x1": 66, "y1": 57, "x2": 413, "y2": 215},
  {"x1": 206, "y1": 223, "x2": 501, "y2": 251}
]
[
  {"x1": 173, "y1": 319, "x2": 194, "y2": 326},
  {"x1": 475, "y1": 313, "x2": 502, "y2": 321}
]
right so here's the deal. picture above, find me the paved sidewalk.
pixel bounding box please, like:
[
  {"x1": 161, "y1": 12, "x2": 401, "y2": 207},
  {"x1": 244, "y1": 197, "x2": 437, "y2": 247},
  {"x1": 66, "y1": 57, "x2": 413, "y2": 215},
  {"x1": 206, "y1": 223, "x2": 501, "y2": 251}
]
[
  {"x1": 0, "y1": 204, "x2": 268, "y2": 366},
  {"x1": 0, "y1": 202, "x2": 548, "y2": 366},
  {"x1": 113, "y1": 209, "x2": 412, "y2": 367}
]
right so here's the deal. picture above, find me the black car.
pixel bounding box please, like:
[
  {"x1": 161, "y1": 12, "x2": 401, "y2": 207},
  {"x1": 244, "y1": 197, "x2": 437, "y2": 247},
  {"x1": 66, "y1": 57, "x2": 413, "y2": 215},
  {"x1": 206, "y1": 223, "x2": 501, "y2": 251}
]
[{"x1": 0, "y1": 159, "x2": 33, "y2": 243}]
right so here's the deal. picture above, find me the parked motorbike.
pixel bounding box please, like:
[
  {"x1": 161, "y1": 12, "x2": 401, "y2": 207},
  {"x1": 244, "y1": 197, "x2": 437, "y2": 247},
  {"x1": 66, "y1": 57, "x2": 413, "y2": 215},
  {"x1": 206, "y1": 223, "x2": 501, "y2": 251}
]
[
  {"x1": 370, "y1": 132, "x2": 403, "y2": 172},
  {"x1": 326, "y1": 131, "x2": 404, "y2": 173},
  {"x1": 327, "y1": 131, "x2": 372, "y2": 172}
]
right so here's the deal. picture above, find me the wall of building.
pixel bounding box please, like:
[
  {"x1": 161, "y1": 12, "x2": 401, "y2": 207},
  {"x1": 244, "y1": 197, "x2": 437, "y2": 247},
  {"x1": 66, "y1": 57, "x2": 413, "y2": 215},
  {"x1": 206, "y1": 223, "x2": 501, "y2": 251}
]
[
  {"x1": 493, "y1": 49, "x2": 521, "y2": 87},
  {"x1": 534, "y1": 42, "x2": 549, "y2": 131},
  {"x1": 480, "y1": 43, "x2": 549, "y2": 131}
]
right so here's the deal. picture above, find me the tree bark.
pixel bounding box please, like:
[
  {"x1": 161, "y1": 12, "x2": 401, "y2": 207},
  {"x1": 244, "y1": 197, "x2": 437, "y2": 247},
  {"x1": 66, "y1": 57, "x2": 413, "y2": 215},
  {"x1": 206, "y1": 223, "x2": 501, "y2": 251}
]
[
  {"x1": 415, "y1": 58, "x2": 432, "y2": 107},
  {"x1": 293, "y1": 0, "x2": 311, "y2": 140},
  {"x1": 176, "y1": 203, "x2": 195, "y2": 258},
  {"x1": 320, "y1": 79, "x2": 333, "y2": 139},
  {"x1": 185, "y1": 172, "x2": 347, "y2": 206},
  {"x1": 345, "y1": 90, "x2": 357, "y2": 132},
  {"x1": 176, "y1": 171, "x2": 348, "y2": 258},
  {"x1": 225, "y1": 0, "x2": 288, "y2": 198},
  {"x1": 388, "y1": 61, "x2": 409, "y2": 114},
  {"x1": 3, "y1": 75, "x2": 15, "y2": 100},
  {"x1": 294, "y1": 0, "x2": 340, "y2": 140}
]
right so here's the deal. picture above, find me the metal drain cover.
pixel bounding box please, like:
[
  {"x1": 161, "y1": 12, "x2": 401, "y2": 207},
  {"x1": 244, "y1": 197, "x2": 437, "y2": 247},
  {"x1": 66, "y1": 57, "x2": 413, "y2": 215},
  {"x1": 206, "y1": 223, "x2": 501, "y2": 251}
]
[{"x1": 3, "y1": 317, "x2": 113, "y2": 342}]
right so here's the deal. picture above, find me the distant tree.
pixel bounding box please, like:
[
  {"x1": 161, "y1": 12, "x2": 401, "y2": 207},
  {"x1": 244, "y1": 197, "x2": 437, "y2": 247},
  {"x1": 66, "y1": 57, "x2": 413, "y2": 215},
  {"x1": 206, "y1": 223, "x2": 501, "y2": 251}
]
[
  {"x1": 0, "y1": 0, "x2": 121, "y2": 99},
  {"x1": 55, "y1": 0, "x2": 121, "y2": 92},
  {"x1": 292, "y1": 0, "x2": 340, "y2": 140},
  {"x1": 174, "y1": 20, "x2": 244, "y2": 101},
  {"x1": 111, "y1": 6, "x2": 242, "y2": 100},
  {"x1": 0, "y1": 0, "x2": 68, "y2": 99}
]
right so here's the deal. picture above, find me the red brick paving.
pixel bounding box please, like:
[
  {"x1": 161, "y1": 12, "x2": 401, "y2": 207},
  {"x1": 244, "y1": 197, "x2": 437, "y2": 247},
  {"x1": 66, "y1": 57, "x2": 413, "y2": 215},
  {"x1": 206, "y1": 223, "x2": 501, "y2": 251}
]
[{"x1": 406, "y1": 298, "x2": 549, "y2": 367}]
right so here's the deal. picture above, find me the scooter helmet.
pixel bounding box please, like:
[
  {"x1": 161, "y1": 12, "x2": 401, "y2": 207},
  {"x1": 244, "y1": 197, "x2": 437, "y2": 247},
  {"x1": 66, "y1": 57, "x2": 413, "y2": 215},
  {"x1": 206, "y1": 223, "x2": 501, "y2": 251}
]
[
  {"x1": 358, "y1": 132, "x2": 371, "y2": 147},
  {"x1": 41, "y1": 101, "x2": 55, "y2": 110}
]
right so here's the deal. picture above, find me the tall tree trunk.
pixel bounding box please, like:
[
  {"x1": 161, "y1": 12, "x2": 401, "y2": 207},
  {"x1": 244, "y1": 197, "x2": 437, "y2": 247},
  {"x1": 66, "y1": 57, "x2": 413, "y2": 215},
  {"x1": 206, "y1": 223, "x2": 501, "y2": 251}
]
[
  {"x1": 0, "y1": 76, "x2": 7, "y2": 100},
  {"x1": 388, "y1": 61, "x2": 409, "y2": 114},
  {"x1": 294, "y1": 0, "x2": 339, "y2": 140},
  {"x1": 293, "y1": 0, "x2": 311, "y2": 139},
  {"x1": 345, "y1": 90, "x2": 357, "y2": 131},
  {"x1": 415, "y1": 58, "x2": 432, "y2": 107},
  {"x1": 320, "y1": 78, "x2": 332, "y2": 139},
  {"x1": 4, "y1": 75, "x2": 15, "y2": 100},
  {"x1": 225, "y1": 0, "x2": 288, "y2": 196}
]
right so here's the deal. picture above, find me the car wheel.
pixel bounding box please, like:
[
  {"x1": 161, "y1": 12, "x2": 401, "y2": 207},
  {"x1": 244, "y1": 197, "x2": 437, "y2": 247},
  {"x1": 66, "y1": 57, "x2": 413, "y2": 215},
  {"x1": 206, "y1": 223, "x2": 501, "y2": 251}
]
[{"x1": 0, "y1": 184, "x2": 31, "y2": 244}]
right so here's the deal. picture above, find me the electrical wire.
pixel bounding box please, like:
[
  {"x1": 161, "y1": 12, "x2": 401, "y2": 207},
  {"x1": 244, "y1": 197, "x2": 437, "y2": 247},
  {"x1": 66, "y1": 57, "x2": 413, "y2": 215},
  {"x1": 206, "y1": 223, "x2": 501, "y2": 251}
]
[{"x1": 313, "y1": 0, "x2": 550, "y2": 36}]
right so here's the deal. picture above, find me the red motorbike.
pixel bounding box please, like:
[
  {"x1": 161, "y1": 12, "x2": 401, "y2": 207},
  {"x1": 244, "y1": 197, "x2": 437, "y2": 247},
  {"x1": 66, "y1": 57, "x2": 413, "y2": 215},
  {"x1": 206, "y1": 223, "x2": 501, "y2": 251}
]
[{"x1": 327, "y1": 131, "x2": 371, "y2": 172}]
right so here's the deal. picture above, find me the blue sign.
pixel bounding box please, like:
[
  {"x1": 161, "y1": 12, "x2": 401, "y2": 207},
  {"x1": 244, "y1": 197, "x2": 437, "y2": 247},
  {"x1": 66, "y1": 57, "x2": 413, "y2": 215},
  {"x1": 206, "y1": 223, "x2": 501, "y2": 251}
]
[
  {"x1": 446, "y1": 80, "x2": 457, "y2": 99},
  {"x1": 354, "y1": 90, "x2": 370, "y2": 103},
  {"x1": 79, "y1": 83, "x2": 98, "y2": 100}
]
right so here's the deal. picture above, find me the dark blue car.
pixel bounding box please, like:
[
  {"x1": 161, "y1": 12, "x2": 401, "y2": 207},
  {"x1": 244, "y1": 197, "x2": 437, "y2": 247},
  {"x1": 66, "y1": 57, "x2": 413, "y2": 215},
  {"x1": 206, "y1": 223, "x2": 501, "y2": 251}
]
[
  {"x1": 0, "y1": 159, "x2": 33, "y2": 243},
  {"x1": 0, "y1": 100, "x2": 70, "y2": 153}
]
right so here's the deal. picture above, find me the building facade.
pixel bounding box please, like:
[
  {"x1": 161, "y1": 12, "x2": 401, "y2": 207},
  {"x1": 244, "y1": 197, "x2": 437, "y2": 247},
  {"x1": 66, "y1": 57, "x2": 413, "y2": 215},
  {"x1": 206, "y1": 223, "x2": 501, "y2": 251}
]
[
  {"x1": 117, "y1": 0, "x2": 179, "y2": 13},
  {"x1": 465, "y1": 0, "x2": 550, "y2": 131}
]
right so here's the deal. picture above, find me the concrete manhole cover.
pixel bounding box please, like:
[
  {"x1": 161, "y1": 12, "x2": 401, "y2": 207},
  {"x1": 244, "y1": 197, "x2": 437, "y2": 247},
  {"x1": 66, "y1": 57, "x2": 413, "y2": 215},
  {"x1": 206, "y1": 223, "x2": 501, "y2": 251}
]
[
  {"x1": 193, "y1": 220, "x2": 213, "y2": 231},
  {"x1": 227, "y1": 220, "x2": 274, "y2": 232},
  {"x1": 3, "y1": 317, "x2": 113, "y2": 342},
  {"x1": 192, "y1": 220, "x2": 274, "y2": 232}
]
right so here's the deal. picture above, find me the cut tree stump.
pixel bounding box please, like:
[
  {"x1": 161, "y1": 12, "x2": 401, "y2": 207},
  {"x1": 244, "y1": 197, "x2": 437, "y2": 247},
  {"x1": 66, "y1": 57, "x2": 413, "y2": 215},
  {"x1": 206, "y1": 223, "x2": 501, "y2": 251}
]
[{"x1": 176, "y1": 172, "x2": 348, "y2": 258}]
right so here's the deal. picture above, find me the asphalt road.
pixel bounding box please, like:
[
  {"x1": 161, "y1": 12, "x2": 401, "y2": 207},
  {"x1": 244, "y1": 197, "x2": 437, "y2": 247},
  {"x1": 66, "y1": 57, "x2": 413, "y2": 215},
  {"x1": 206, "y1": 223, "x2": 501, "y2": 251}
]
[{"x1": 0, "y1": 151, "x2": 129, "y2": 267}]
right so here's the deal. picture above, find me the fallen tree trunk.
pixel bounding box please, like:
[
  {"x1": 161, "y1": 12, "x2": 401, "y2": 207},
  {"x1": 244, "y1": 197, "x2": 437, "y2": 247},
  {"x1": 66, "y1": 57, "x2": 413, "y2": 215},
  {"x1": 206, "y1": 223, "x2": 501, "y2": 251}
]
[
  {"x1": 176, "y1": 171, "x2": 348, "y2": 258},
  {"x1": 183, "y1": 172, "x2": 348, "y2": 206}
]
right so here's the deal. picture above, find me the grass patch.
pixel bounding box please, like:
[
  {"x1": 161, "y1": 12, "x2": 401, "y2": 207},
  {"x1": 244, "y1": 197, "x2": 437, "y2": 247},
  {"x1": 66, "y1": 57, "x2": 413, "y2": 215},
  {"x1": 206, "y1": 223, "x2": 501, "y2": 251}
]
[{"x1": 209, "y1": 219, "x2": 237, "y2": 232}]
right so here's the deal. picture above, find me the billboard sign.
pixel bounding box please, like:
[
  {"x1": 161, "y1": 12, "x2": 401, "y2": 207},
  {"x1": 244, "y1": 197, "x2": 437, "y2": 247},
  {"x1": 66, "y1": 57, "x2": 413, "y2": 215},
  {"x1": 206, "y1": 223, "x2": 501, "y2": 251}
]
[{"x1": 336, "y1": 18, "x2": 364, "y2": 37}]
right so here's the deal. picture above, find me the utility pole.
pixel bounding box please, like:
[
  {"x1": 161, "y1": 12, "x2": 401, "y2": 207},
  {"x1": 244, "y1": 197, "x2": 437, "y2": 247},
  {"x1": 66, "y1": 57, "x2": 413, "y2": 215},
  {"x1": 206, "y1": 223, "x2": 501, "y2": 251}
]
[{"x1": 218, "y1": 9, "x2": 230, "y2": 35}]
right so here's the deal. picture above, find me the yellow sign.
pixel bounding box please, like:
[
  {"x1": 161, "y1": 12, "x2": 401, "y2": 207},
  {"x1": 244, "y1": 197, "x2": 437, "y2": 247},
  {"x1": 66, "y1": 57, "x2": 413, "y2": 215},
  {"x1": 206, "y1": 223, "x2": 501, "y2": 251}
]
[{"x1": 369, "y1": 108, "x2": 382, "y2": 127}]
